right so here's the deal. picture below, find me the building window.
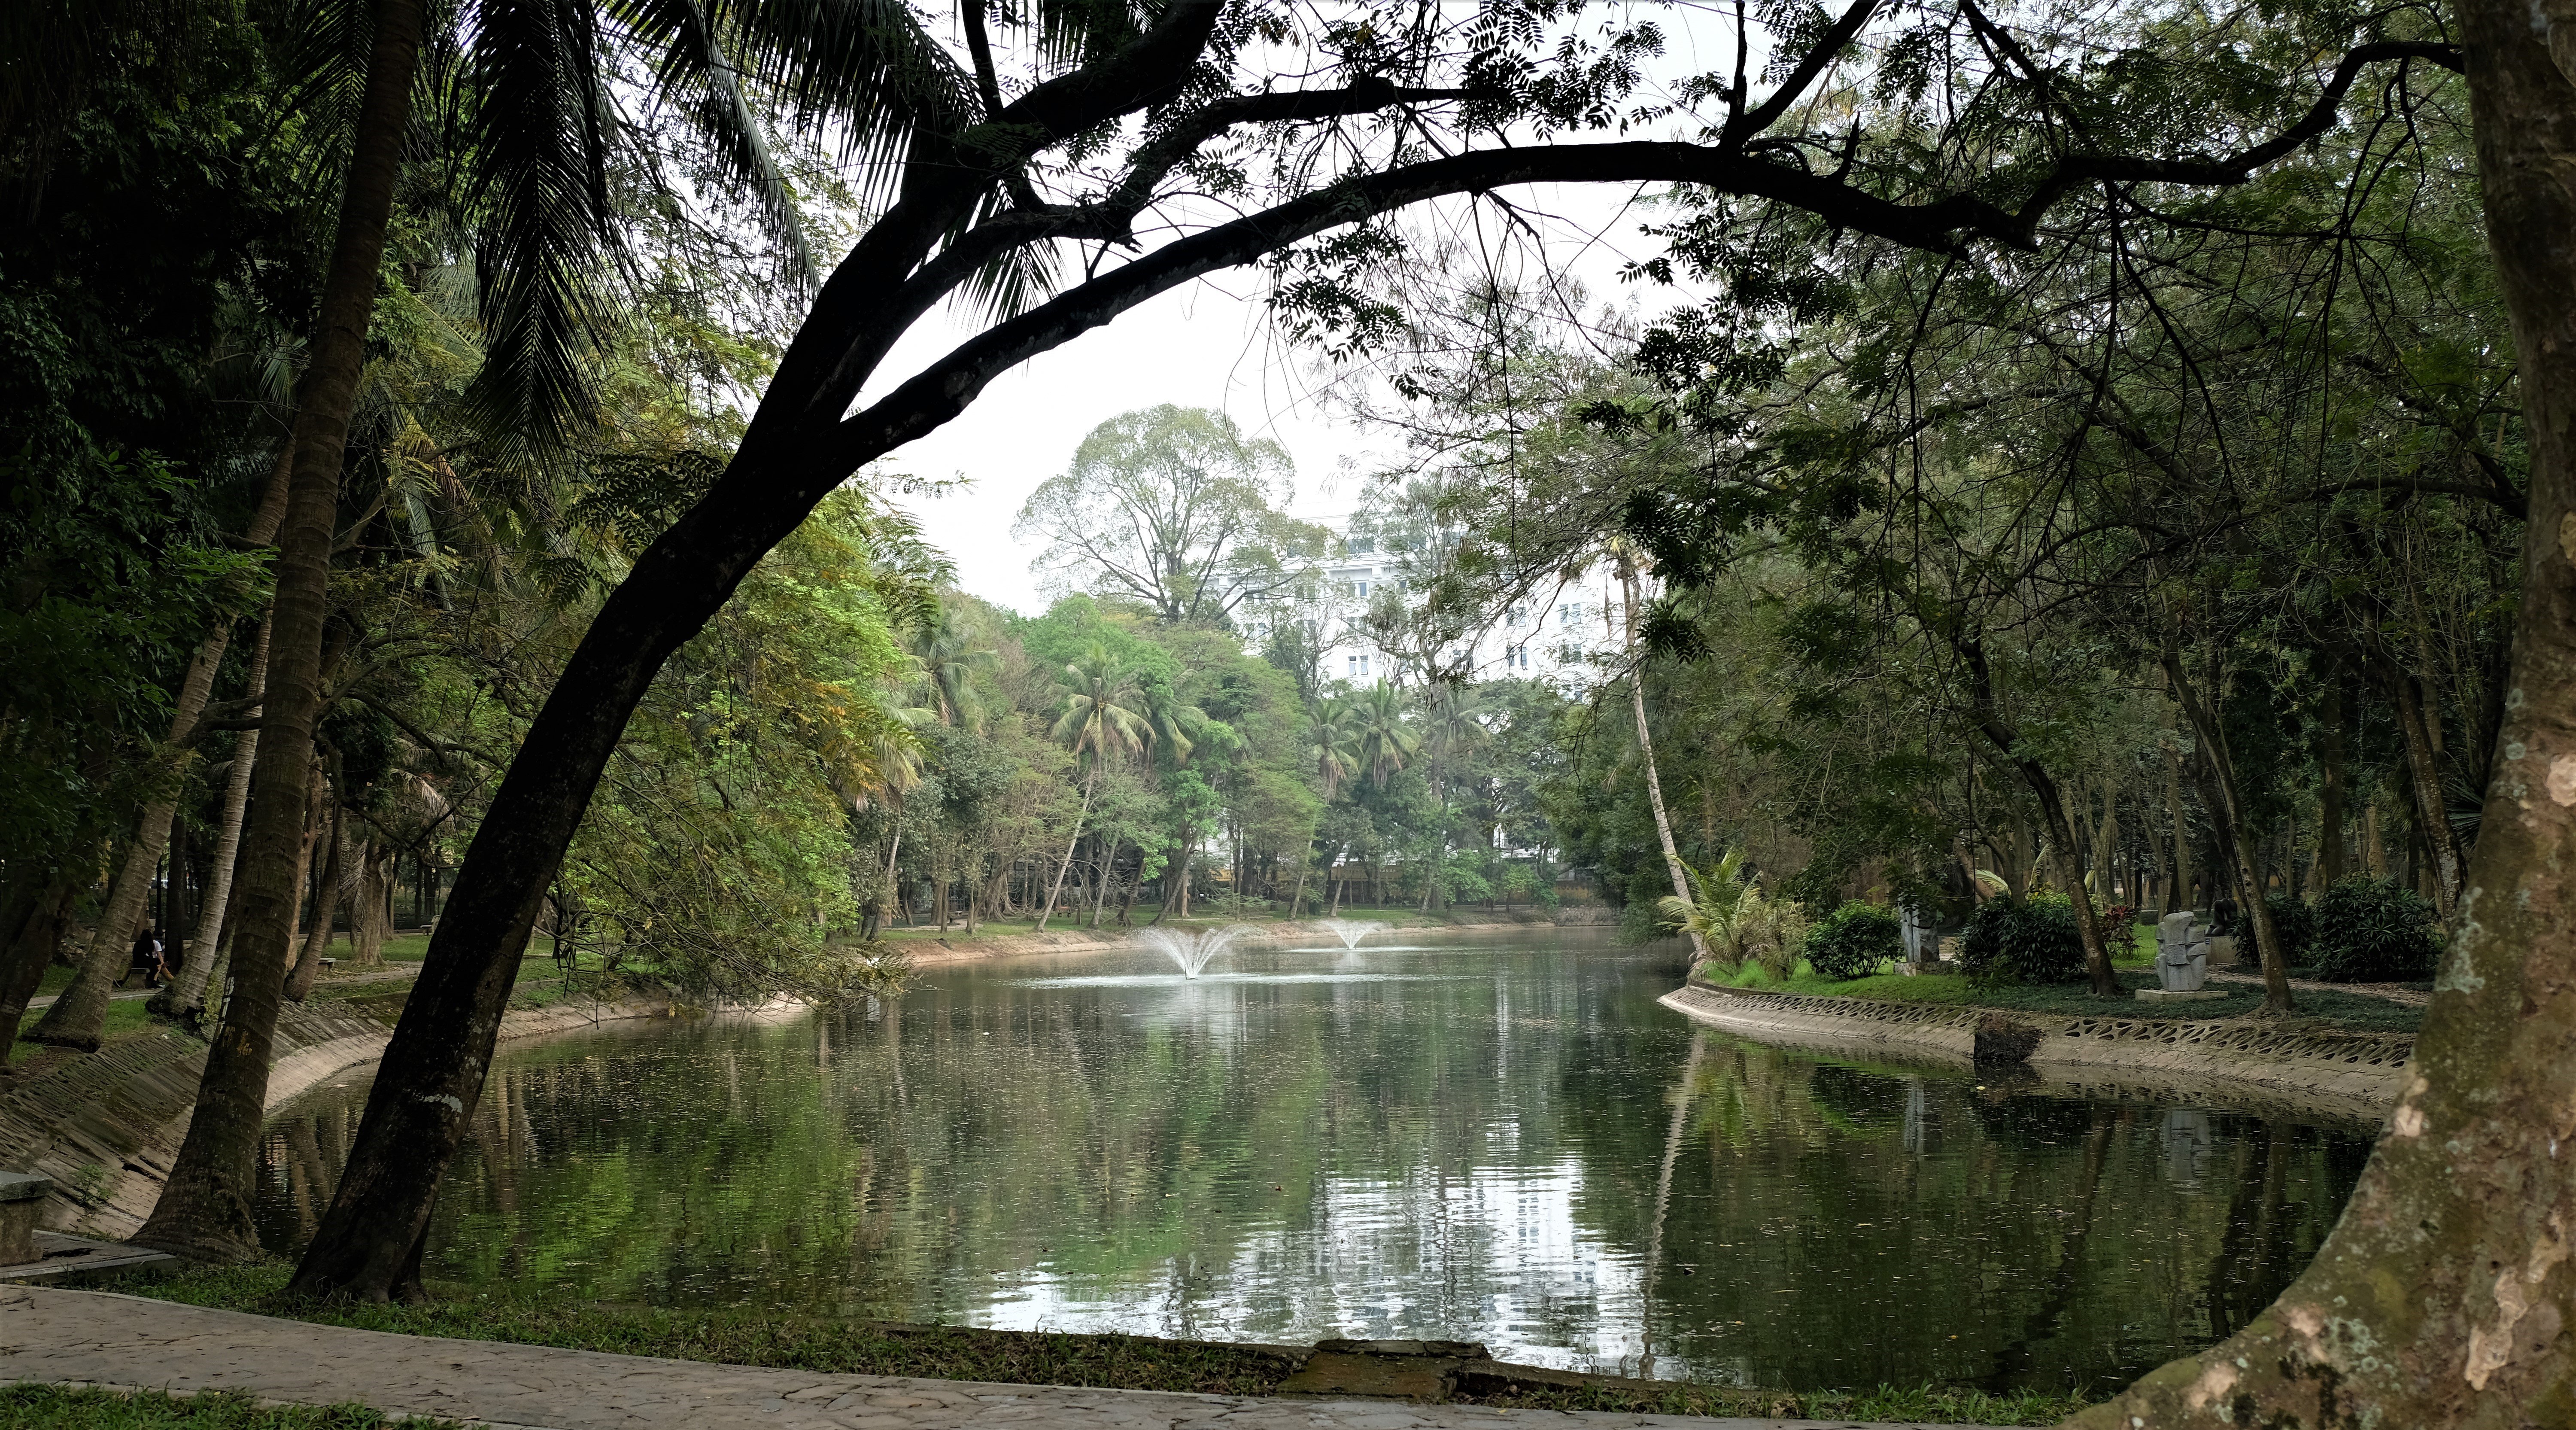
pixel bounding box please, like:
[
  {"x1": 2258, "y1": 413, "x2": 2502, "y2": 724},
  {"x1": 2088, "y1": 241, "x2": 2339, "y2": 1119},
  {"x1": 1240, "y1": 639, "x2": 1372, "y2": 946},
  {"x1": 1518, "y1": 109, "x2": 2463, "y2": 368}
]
[
  {"x1": 1506, "y1": 605, "x2": 1526, "y2": 627},
  {"x1": 1558, "y1": 602, "x2": 1583, "y2": 627},
  {"x1": 1508, "y1": 644, "x2": 1529, "y2": 669}
]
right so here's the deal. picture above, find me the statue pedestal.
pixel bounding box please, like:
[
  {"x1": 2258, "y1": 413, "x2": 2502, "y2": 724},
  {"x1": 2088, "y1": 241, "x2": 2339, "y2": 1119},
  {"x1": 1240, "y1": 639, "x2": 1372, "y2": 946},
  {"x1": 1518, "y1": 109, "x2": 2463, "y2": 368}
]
[{"x1": 2136, "y1": 988, "x2": 2229, "y2": 1004}]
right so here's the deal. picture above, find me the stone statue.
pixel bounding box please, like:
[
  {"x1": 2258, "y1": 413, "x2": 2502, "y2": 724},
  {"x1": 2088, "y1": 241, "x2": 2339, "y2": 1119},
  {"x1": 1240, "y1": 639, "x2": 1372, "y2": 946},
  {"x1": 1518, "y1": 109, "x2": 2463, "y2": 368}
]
[
  {"x1": 1902, "y1": 907, "x2": 1935, "y2": 966},
  {"x1": 2156, "y1": 910, "x2": 2211, "y2": 992}
]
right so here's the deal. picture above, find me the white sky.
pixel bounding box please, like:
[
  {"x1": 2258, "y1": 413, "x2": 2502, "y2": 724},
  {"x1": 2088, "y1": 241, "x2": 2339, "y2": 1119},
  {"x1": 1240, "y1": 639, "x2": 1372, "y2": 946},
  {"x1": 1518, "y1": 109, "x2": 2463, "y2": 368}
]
[
  {"x1": 863, "y1": 187, "x2": 1662, "y2": 616},
  {"x1": 843, "y1": 2, "x2": 1779, "y2": 615},
  {"x1": 866, "y1": 274, "x2": 1379, "y2": 615}
]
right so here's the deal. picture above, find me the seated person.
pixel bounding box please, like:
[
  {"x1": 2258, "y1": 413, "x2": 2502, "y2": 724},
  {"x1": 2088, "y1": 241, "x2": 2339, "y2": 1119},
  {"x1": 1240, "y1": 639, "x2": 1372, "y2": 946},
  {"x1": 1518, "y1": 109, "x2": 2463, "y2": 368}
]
[{"x1": 117, "y1": 925, "x2": 169, "y2": 989}]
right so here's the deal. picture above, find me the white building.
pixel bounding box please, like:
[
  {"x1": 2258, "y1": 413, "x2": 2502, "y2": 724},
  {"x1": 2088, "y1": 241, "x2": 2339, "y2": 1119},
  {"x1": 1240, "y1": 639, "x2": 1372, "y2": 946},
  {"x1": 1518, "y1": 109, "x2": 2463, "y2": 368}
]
[{"x1": 1293, "y1": 513, "x2": 1627, "y2": 688}]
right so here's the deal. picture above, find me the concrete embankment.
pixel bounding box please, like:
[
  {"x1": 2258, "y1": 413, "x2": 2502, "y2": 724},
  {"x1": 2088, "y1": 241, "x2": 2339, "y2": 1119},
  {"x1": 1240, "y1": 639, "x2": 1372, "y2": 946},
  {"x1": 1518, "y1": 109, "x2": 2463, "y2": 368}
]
[
  {"x1": 1659, "y1": 982, "x2": 2409, "y2": 1129},
  {"x1": 890, "y1": 910, "x2": 1611, "y2": 967},
  {"x1": 0, "y1": 993, "x2": 674, "y2": 1241}
]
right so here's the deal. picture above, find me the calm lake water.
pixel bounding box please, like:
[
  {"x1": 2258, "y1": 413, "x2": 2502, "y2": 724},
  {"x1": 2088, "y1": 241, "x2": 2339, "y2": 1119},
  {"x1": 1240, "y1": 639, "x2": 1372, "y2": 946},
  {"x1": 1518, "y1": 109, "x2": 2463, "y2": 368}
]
[{"x1": 255, "y1": 930, "x2": 2372, "y2": 1397}]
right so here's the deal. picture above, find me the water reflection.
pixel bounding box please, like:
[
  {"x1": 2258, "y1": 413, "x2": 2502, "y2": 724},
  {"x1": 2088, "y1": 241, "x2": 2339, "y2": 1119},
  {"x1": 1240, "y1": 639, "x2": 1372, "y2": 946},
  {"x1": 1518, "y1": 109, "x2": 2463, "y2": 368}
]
[{"x1": 255, "y1": 934, "x2": 2368, "y2": 1397}]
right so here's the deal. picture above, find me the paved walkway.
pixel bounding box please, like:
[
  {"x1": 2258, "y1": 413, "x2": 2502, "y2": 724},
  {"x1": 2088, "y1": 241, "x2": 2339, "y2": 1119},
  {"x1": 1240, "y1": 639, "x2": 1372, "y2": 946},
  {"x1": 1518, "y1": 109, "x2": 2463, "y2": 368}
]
[{"x1": 0, "y1": 1286, "x2": 2008, "y2": 1430}]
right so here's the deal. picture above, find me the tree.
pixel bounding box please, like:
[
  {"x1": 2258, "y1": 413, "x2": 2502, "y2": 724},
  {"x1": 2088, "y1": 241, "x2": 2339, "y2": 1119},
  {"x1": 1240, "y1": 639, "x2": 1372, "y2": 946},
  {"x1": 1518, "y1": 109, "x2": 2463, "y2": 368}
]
[
  {"x1": 2062, "y1": 0, "x2": 2576, "y2": 1419},
  {"x1": 1352, "y1": 683, "x2": 1420, "y2": 791},
  {"x1": 287, "y1": 0, "x2": 2468, "y2": 1301},
  {"x1": 1035, "y1": 648, "x2": 1149, "y2": 930},
  {"x1": 1308, "y1": 697, "x2": 1363, "y2": 801},
  {"x1": 1012, "y1": 405, "x2": 1330, "y2": 624}
]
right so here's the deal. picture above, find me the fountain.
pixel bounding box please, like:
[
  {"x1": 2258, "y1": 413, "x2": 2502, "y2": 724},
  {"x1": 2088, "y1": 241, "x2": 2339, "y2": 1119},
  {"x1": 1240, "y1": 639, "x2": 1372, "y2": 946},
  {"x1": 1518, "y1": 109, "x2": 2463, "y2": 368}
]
[
  {"x1": 1133, "y1": 924, "x2": 1253, "y2": 978},
  {"x1": 1319, "y1": 919, "x2": 1384, "y2": 950}
]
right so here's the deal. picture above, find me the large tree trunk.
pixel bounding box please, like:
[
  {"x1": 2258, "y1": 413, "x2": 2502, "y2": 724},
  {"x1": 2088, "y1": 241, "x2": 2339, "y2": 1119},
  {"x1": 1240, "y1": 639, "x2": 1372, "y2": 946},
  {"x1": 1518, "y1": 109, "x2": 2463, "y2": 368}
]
[
  {"x1": 39, "y1": 445, "x2": 296, "y2": 1047},
  {"x1": 0, "y1": 864, "x2": 89, "y2": 1056},
  {"x1": 2068, "y1": 9, "x2": 2576, "y2": 1420},
  {"x1": 2384, "y1": 654, "x2": 2470, "y2": 920},
  {"x1": 25, "y1": 646, "x2": 226, "y2": 1049},
  {"x1": 1617, "y1": 559, "x2": 1710, "y2": 961},
  {"x1": 134, "y1": 0, "x2": 421, "y2": 1264},
  {"x1": 2160, "y1": 650, "x2": 2297, "y2": 1013},
  {"x1": 1957, "y1": 637, "x2": 2118, "y2": 996},
  {"x1": 152, "y1": 625, "x2": 266, "y2": 1023},
  {"x1": 285, "y1": 783, "x2": 343, "y2": 1004}
]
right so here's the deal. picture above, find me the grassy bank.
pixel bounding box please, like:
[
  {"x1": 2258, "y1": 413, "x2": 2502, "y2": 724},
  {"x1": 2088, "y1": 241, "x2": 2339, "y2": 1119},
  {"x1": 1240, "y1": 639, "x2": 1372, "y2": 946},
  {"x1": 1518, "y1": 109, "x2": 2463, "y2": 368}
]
[
  {"x1": 1710, "y1": 958, "x2": 2422, "y2": 1034},
  {"x1": 97, "y1": 1266, "x2": 2097, "y2": 1425}
]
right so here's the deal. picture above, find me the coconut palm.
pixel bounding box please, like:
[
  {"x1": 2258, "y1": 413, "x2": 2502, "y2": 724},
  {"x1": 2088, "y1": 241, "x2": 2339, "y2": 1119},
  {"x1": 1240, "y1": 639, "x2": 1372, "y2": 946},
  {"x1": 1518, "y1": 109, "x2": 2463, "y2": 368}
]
[
  {"x1": 1308, "y1": 697, "x2": 1361, "y2": 800},
  {"x1": 125, "y1": 0, "x2": 974, "y2": 1267},
  {"x1": 1659, "y1": 849, "x2": 1807, "y2": 976},
  {"x1": 909, "y1": 606, "x2": 995, "y2": 730},
  {"x1": 1036, "y1": 649, "x2": 1149, "y2": 930},
  {"x1": 1352, "y1": 683, "x2": 1420, "y2": 790}
]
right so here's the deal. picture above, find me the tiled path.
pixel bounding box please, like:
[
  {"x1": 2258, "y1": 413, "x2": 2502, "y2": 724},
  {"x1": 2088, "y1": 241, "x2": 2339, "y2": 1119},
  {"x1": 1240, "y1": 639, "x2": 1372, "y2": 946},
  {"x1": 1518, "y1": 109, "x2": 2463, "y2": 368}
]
[{"x1": 0, "y1": 1285, "x2": 2011, "y2": 1430}]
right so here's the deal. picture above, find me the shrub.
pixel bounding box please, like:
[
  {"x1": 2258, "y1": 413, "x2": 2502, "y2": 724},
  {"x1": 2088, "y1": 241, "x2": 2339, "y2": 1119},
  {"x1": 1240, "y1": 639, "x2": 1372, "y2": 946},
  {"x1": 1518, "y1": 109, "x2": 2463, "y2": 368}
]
[
  {"x1": 1805, "y1": 901, "x2": 1902, "y2": 980},
  {"x1": 1958, "y1": 895, "x2": 2088, "y2": 986},
  {"x1": 2261, "y1": 890, "x2": 2316, "y2": 964},
  {"x1": 2313, "y1": 876, "x2": 2441, "y2": 982}
]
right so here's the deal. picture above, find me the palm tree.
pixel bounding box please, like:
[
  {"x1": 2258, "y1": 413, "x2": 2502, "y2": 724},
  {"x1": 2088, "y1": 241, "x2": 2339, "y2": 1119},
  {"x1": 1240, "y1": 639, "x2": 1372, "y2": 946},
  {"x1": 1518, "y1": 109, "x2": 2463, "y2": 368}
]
[
  {"x1": 1308, "y1": 697, "x2": 1361, "y2": 800},
  {"x1": 1658, "y1": 849, "x2": 1807, "y2": 975},
  {"x1": 1353, "y1": 683, "x2": 1420, "y2": 790},
  {"x1": 909, "y1": 606, "x2": 995, "y2": 730},
  {"x1": 1037, "y1": 649, "x2": 1149, "y2": 931},
  {"x1": 1612, "y1": 542, "x2": 1709, "y2": 962},
  {"x1": 160, "y1": 0, "x2": 971, "y2": 1272}
]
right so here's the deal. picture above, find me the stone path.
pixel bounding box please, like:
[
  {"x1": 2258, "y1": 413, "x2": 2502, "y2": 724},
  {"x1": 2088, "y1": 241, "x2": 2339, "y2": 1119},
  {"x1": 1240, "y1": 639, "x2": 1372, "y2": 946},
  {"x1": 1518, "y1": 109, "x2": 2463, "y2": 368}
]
[{"x1": 0, "y1": 1286, "x2": 2011, "y2": 1430}]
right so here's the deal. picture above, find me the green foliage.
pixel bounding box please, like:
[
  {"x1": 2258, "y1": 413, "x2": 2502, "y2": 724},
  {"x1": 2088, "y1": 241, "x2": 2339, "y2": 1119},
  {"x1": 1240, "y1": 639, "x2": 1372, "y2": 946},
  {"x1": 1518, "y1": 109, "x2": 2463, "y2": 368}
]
[
  {"x1": 1660, "y1": 848, "x2": 1808, "y2": 975},
  {"x1": 1804, "y1": 900, "x2": 1902, "y2": 980},
  {"x1": 1957, "y1": 896, "x2": 2088, "y2": 987},
  {"x1": 2263, "y1": 890, "x2": 2318, "y2": 965},
  {"x1": 2314, "y1": 876, "x2": 2442, "y2": 983}
]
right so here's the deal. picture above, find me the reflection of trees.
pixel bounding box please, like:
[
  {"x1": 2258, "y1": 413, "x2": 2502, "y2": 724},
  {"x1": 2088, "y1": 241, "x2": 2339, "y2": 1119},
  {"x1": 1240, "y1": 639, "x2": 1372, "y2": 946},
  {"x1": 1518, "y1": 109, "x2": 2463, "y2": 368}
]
[
  {"x1": 249, "y1": 950, "x2": 2370, "y2": 1396},
  {"x1": 1627, "y1": 1041, "x2": 2369, "y2": 1395}
]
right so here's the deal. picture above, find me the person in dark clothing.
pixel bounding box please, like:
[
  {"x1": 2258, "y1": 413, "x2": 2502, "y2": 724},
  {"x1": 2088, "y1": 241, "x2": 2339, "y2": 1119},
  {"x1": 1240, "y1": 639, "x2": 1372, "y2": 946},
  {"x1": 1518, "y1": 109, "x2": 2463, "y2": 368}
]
[{"x1": 118, "y1": 925, "x2": 168, "y2": 989}]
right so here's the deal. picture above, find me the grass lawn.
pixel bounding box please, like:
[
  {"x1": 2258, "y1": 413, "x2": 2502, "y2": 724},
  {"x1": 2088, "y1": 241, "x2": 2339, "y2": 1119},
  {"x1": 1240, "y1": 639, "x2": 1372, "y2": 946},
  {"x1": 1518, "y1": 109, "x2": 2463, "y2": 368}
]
[
  {"x1": 8, "y1": 991, "x2": 170, "y2": 1067},
  {"x1": 1714, "y1": 951, "x2": 2423, "y2": 1034},
  {"x1": 103, "y1": 1265, "x2": 2097, "y2": 1426}
]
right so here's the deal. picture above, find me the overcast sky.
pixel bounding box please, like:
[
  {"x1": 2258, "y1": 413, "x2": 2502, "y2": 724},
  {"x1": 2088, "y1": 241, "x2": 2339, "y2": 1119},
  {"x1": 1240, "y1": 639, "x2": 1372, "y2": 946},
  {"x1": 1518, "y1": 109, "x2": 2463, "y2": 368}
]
[
  {"x1": 854, "y1": 185, "x2": 1662, "y2": 616},
  {"x1": 862, "y1": 274, "x2": 1378, "y2": 616}
]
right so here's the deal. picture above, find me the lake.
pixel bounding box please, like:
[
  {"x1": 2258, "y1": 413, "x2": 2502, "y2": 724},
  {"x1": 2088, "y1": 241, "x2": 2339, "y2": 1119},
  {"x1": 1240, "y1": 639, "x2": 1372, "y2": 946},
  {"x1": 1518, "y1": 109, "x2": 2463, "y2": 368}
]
[{"x1": 255, "y1": 929, "x2": 2370, "y2": 1399}]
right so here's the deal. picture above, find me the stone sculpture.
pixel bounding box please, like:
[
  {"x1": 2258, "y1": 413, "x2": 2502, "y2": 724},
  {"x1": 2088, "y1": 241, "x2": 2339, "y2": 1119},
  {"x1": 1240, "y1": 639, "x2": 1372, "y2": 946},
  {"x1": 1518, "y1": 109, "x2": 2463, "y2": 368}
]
[{"x1": 2156, "y1": 910, "x2": 2211, "y2": 992}]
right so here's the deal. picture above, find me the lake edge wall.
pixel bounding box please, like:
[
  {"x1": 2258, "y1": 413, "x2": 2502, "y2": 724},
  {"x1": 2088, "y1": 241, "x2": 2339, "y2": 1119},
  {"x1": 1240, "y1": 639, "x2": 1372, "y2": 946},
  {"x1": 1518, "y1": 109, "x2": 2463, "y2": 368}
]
[
  {"x1": 0, "y1": 995, "x2": 675, "y2": 1243},
  {"x1": 1658, "y1": 982, "x2": 2408, "y2": 1130}
]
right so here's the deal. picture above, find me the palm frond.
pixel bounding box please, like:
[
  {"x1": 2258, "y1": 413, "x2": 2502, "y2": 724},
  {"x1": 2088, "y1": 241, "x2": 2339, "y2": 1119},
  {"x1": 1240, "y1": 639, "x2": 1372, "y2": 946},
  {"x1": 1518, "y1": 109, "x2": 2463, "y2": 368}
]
[
  {"x1": 455, "y1": 0, "x2": 626, "y2": 457},
  {"x1": 954, "y1": 187, "x2": 1062, "y2": 321},
  {"x1": 1025, "y1": 0, "x2": 1144, "y2": 72},
  {"x1": 700, "y1": 0, "x2": 973, "y2": 202},
  {"x1": 608, "y1": 0, "x2": 815, "y2": 289}
]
